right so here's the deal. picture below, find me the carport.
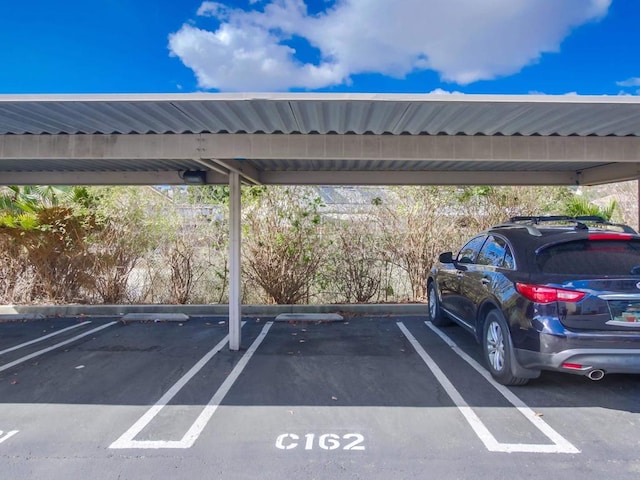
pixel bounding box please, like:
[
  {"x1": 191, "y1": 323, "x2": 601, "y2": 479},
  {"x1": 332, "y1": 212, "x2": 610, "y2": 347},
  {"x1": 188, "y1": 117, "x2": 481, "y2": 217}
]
[{"x1": 1, "y1": 92, "x2": 640, "y2": 350}]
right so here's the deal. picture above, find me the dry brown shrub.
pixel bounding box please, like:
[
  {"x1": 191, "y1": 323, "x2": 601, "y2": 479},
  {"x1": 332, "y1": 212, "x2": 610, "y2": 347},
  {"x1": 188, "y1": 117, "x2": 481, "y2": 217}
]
[{"x1": 243, "y1": 187, "x2": 327, "y2": 304}]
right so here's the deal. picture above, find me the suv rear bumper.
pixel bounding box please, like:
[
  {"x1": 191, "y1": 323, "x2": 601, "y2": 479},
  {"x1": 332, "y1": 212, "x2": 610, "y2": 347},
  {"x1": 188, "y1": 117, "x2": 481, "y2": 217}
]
[{"x1": 516, "y1": 347, "x2": 640, "y2": 375}]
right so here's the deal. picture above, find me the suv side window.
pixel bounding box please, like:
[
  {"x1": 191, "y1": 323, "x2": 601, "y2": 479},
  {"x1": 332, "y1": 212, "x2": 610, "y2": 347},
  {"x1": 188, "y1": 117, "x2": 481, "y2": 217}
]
[
  {"x1": 477, "y1": 235, "x2": 514, "y2": 268},
  {"x1": 502, "y1": 241, "x2": 515, "y2": 269},
  {"x1": 456, "y1": 235, "x2": 487, "y2": 264}
]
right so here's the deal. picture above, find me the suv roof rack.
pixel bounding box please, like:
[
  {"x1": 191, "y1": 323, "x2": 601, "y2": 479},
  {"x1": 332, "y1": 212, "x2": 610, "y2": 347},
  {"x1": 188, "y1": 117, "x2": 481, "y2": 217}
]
[{"x1": 492, "y1": 215, "x2": 638, "y2": 236}]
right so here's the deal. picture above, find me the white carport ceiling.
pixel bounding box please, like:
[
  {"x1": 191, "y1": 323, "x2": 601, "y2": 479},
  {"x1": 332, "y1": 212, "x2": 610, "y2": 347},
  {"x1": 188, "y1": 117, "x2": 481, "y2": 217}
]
[{"x1": 1, "y1": 92, "x2": 640, "y2": 186}]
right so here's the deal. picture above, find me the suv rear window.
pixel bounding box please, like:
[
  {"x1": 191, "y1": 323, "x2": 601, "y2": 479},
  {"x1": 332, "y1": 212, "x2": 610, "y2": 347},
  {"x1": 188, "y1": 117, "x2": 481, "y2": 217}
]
[{"x1": 537, "y1": 239, "x2": 640, "y2": 275}]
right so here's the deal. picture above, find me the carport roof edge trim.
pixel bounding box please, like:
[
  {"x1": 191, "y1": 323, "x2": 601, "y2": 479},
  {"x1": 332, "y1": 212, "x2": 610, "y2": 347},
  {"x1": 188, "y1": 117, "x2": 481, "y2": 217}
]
[
  {"x1": 1, "y1": 92, "x2": 640, "y2": 137},
  {"x1": 1, "y1": 92, "x2": 640, "y2": 104}
]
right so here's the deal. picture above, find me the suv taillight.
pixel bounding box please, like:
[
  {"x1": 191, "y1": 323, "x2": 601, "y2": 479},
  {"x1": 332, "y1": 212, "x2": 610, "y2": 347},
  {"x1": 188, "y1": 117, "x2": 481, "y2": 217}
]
[
  {"x1": 515, "y1": 283, "x2": 586, "y2": 304},
  {"x1": 588, "y1": 233, "x2": 632, "y2": 240}
]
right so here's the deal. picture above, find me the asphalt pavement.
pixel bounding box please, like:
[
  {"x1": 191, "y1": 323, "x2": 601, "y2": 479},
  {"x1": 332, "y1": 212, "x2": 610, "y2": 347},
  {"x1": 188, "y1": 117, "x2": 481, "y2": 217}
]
[{"x1": 1, "y1": 314, "x2": 640, "y2": 480}]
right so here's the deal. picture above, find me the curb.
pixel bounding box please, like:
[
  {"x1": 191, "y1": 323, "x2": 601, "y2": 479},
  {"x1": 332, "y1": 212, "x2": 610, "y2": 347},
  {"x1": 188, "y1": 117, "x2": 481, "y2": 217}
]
[
  {"x1": 0, "y1": 303, "x2": 426, "y2": 318},
  {"x1": 0, "y1": 313, "x2": 46, "y2": 322}
]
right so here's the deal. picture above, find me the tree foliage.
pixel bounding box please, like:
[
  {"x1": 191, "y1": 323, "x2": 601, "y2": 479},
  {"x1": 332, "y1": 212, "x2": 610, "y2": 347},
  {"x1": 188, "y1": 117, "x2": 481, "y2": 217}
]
[
  {"x1": 325, "y1": 217, "x2": 384, "y2": 303},
  {"x1": 3, "y1": 183, "x2": 629, "y2": 306},
  {"x1": 564, "y1": 195, "x2": 617, "y2": 221},
  {"x1": 243, "y1": 186, "x2": 327, "y2": 304},
  {"x1": 374, "y1": 187, "x2": 461, "y2": 300},
  {"x1": 0, "y1": 186, "x2": 99, "y2": 302}
]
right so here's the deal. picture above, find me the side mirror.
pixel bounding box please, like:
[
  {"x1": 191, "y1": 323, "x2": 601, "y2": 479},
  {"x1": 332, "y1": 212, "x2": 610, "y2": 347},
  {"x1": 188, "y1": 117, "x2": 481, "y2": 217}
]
[{"x1": 439, "y1": 252, "x2": 454, "y2": 264}]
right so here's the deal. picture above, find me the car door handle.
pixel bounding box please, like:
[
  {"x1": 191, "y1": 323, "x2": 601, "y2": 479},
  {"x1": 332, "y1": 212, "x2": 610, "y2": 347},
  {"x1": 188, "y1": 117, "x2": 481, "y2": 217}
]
[{"x1": 481, "y1": 277, "x2": 490, "y2": 286}]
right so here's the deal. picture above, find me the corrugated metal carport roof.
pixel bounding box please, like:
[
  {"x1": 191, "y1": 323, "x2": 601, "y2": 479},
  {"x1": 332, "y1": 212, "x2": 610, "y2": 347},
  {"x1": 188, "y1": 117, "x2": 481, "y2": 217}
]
[
  {"x1": 3, "y1": 92, "x2": 640, "y2": 136},
  {"x1": 1, "y1": 93, "x2": 639, "y2": 186}
]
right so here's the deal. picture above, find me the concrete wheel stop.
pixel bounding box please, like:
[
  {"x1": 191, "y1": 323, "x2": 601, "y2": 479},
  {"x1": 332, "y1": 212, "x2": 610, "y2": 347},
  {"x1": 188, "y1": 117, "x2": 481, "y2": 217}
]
[
  {"x1": 274, "y1": 313, "x2": 344, "y2": 323},
  {"x1": 121, "y1": 313, "x2": 189, "y2": 323}
]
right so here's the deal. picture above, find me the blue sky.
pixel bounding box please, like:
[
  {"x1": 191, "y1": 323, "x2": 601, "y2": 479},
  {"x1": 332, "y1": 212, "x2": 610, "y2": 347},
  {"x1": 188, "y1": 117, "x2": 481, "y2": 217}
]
[{"x1": 1, "y1": 0, "x2": 639, "y2": 95}]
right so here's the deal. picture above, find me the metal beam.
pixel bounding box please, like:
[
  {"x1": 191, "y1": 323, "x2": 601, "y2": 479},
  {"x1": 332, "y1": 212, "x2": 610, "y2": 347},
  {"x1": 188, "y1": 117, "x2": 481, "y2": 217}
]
[
  {"x1": 0, "y1": 168, "x2": 585, "y2": 187},
  {"x1": 193, "y1": 158, "x2": 229, "y2": 176},
  {"x1": 0, "y1": 170, "x2": 229, "y2": 186},
  {"x1": 636, "y1": 177, "x2": 640, "y2": 232},
  {"x1": 209, "y1": 159, "x2": 262, "y2": 185},
  {"x1": 638, "y1": 179, "x2": 640, "y2": 233},
  {"x1": 259, "y1": 170, "x2": 579, "y2": 186},
  {"x1": 577, "y1": 163, "x2": 640, "y2": 186},
  {"x1": 195, "y1": 158, "x2": 262, "y2": 185},
  {"x1": 228, "y1": 171, "x2": 242, "y2": 351},
  {"x1": 1, "y1": 167, "x2": 615, "y2": 188},
  {"x1": 3, "y1": 133, "x2": 640, "y2": 162}
]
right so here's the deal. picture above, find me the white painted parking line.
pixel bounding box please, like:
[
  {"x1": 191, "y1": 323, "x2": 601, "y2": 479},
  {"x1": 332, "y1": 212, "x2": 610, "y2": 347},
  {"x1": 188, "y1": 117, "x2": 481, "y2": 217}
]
[
  {"x1": 398, "y1": 322, "x2": 579, "y2": 454},
  {"x1": 425, "y1": 321, "x2": 580, "y2": 453},
  {"x1": 0, "y1": 321, "x2": 92, "y2": 356},
  {"x1": 0, "y1": 322, "x2": 118, "y2": 374},
  {"x1": 110, "y1": 321, "x2": 272, "y2": 449},
  {"x1": 0, "y1": 430, "x2": 19, "y2": 444}
]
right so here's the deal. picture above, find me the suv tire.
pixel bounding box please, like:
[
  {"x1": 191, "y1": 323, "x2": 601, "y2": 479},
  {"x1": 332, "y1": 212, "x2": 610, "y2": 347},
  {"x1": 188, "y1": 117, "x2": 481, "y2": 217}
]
[
  {"x1": 483, "y1": 310, "x2": 529, "y2": 386},
  {"x1": 428, "y1": 282, "x2": 450, "y2": 326}
]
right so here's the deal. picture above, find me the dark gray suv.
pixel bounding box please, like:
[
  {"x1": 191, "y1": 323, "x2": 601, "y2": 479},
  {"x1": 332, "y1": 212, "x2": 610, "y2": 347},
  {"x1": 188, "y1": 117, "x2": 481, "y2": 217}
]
[{"x1": 427, "y1": 216, "x2": 640, "y2": 385}]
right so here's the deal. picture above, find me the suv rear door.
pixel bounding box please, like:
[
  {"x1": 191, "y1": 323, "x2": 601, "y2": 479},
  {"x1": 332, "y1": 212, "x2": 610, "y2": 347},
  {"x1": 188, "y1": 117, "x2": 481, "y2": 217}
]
[{"x1": 535, "y1": 236, "x2": 640, "y2": 331}]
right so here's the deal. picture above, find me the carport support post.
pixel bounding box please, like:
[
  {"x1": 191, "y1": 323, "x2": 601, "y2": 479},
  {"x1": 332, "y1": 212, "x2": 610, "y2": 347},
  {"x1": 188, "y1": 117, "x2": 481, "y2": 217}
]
[{"x1": 229, "y1": 171, "x2": 242, "y2": 351}]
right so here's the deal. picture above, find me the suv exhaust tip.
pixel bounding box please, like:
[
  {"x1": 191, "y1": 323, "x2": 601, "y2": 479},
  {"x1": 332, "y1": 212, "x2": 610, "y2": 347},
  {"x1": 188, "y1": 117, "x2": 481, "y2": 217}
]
[{"x1": 587, "y1": 369, "x2": 605, "y2": 381}]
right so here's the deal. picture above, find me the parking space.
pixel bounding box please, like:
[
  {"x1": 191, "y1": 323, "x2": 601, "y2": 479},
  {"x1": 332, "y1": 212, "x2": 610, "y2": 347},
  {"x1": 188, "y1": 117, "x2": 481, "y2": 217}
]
[{"x1": 1, "y1": 315, "x2": 640, "y2": 479}]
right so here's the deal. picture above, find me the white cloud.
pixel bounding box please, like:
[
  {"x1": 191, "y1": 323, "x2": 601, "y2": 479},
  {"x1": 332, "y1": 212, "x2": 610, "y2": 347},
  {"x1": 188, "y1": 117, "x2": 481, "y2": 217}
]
[
  {"x1": 169, "y1": 0, "x2": 611, "y2": 91},
  {"x1": 196, "y1": 2, "x2": 225, "y2": 17},
  {"x1": 617, "y1": 78, "x2": 640, "y2": 87},
  {"x1": 527, "y1": 91, "x2": 582, "y2": 96},
  {"x1": 427, "y1": 88, "x2": 464, "y2": 95}
]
